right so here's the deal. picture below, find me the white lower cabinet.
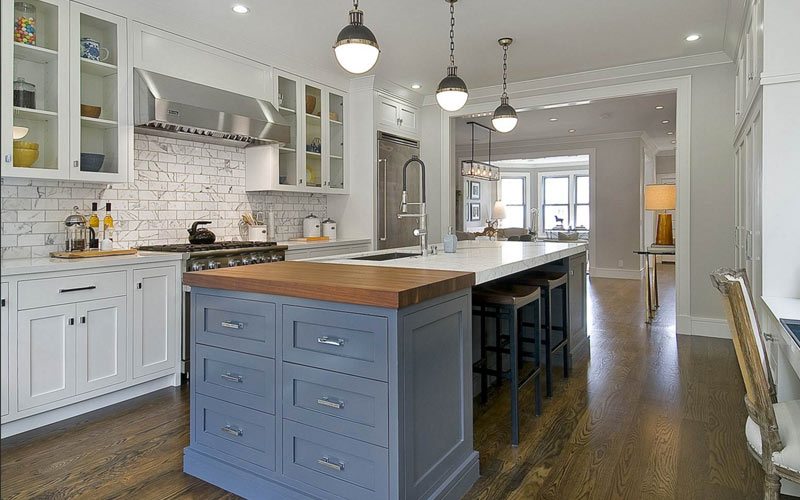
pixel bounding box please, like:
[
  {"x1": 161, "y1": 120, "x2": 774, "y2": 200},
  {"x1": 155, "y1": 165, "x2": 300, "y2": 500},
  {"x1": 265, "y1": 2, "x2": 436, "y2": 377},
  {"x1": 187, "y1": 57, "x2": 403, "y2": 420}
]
[
  {"x1": 1, "y1": 282, "x2": 9, "y2": 416},
  {"x1": 17, "y1": 304, "x2": 77, "y2": 411},
  {"x1": 133, "y1": 266, "x2": 176, "y2": 378},
  {"x1": 76, "y1": 296, "x2": 127, "y2": 394}
]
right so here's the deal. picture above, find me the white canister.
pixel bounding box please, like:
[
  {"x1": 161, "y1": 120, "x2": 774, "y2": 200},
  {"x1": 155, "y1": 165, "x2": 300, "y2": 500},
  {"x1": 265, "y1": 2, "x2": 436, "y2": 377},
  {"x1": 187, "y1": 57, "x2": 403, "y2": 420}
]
[
  {"x1": 322, "y1": 218, "x2": 337, "y2": 240},
  {"x1": 302, "y1": 214, "x2": 321, "y2": 238},
  {"x1": 248, "y1": 225, "x2": 268, "y2": 242}
]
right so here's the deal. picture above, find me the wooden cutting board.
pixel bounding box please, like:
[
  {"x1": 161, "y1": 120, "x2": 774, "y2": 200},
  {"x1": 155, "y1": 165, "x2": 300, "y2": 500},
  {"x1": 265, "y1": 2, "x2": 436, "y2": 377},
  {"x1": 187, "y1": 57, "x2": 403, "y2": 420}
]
[
  {"x1": 50, "y1": 249, "x2": 138, "y2": 259},
  {"x1": 288, "y1": 236, "x2": 330, "y2": 242}
]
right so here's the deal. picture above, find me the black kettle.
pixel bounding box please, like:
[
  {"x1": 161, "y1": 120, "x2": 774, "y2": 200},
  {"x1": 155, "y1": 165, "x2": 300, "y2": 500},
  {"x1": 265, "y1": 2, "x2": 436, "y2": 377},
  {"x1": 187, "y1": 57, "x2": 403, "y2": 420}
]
[{"x1": 188, "y1": 221, "x2": 216, "y2": 244}]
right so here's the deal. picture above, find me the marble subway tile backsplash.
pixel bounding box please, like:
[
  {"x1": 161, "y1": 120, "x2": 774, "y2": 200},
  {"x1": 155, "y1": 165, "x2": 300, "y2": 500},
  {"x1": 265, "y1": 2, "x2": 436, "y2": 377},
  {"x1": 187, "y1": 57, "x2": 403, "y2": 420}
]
[{"x1": 0, "y1": 134, "x2": 327, "y2": 259}]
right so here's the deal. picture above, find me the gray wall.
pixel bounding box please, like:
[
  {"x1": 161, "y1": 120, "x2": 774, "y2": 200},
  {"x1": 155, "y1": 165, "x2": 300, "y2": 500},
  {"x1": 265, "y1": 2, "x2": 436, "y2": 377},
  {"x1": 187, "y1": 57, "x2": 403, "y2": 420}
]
[{"x1": 656, "y1": 155, "x2": 676, "y2": 175}]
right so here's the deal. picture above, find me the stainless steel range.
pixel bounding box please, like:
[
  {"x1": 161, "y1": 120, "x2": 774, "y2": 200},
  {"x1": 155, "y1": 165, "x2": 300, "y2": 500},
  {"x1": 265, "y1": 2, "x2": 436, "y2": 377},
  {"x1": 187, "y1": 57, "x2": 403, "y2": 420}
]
[{"x1": 137, "y1": 241, "x2": 288, "y2": 378}]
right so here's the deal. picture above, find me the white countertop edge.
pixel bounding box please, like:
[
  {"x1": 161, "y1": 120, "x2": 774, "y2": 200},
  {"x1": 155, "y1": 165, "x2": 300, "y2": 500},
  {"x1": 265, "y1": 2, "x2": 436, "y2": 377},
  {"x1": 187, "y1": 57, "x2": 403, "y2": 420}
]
[
  {"x1": 278, "y1": 238, "x2": 371, "y2": 251},
  {"x1": 1, "y1": 251, "x2": 185, "y2": 276},
  {"x1": 307, "y1": 240, "x2": 588, "y2": 285}
]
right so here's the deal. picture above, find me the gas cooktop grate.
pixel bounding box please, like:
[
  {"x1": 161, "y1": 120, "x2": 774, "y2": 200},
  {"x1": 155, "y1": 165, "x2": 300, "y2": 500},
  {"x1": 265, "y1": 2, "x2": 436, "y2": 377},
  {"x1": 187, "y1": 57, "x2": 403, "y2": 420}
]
[{"x1": 137, "y1": 241, "x2": 278, "y2": 252}]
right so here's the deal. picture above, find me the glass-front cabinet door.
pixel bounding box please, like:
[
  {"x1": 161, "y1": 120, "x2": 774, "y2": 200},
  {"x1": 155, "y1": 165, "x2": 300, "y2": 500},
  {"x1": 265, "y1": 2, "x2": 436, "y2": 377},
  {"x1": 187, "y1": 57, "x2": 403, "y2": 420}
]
[
  {"x1": 69, "y1": 3, "x2": 127, "y2": 182},
  {"x1": 1, "y1": 0, "x2": 70, "y2": 179},
  {"x1": 326, "y1": 90, "x2": 346, "y2": 192},
  {"x1": 275, "y1": 72, "x2": 302, "y2": 189},
  {"x1": 303, "y1": 82, "x2": 323, "y2": 190}
]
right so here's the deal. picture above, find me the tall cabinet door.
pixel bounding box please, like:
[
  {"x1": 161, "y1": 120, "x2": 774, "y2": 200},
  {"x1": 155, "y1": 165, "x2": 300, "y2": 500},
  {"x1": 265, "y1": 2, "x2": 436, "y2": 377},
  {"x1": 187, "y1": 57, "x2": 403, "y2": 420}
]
[
  {"x1": 76, "y1": 296, "x2": 126, "y2": 393},
  {"x1": 1, "y1": 283, "x2": 9, "y2": 416},
  {"x1": 18, "y1": 303, "x2": 76, "y2": 410},
  {"x1": 68, "y1": 3, "x2": 127, "y2": 182},
  {"x1": 133, "y1": 267, "x2": 176, "y2": 378},
  {"x1": 326, "y1": 89, "x2": 346, "y2": 192}
]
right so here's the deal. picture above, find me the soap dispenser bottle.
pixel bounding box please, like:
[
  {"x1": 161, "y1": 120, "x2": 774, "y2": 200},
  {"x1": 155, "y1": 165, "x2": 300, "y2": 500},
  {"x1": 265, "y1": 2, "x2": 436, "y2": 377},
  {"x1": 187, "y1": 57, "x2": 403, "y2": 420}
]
[{"x1": 444, "y1": 226, "x2": 457, "y2": 253}]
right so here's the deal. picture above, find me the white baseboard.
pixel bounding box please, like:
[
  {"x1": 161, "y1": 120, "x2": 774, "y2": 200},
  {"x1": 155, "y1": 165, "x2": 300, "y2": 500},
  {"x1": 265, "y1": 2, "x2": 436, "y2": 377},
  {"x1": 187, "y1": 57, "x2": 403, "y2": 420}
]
[
  {"x1": 589, "y1": 267, "x2": 643, "y2": 280},
  {"x1": 676, "y1": 314, "x2": 731, "y2": 338}
]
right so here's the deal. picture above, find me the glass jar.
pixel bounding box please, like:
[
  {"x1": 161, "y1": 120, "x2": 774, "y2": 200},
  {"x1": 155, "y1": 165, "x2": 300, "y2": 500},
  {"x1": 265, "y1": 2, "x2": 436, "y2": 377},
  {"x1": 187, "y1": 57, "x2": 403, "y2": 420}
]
[
  {"x1": 14, "y1": 2, "x2": 36, "y2": 46},
  {"x1": 13, "y1": 77, "x2": 35, "y2": 109}
]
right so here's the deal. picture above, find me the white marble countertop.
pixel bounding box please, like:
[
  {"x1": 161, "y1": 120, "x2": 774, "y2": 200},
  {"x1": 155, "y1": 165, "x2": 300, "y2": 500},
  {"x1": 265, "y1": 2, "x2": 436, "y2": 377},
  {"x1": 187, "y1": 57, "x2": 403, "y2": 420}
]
[
  {"x1": 278, "y1": 238, "x2": 371, "y2": 251},
  {"x1": 0, "y1": 251, "x2": 184, "y2": 276},
  {"x1": 308, "y1": 240, "x2": 588, "y2": 285},
  {"x1": 762, "y1": 296, "x2": 800, "y2": 380}
]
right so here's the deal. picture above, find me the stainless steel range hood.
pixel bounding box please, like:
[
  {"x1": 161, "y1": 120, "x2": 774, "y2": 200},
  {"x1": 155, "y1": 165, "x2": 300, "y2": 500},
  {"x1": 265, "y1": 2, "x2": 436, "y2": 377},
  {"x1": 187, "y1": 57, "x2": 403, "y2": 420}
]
[{"x1": 133, "y1": 68, "x2": 290, "y2": 146}]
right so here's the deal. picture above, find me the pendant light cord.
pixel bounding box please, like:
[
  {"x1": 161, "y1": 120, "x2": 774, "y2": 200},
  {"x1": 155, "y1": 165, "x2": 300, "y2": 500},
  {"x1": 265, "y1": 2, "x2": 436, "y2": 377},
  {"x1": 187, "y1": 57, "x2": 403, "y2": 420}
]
[
  {"x1": 501, "y1": 44, "x2": 508, "y2": 98},
  {"x1": 449, "y1": 2, "x2": 456, "y2": 66}
]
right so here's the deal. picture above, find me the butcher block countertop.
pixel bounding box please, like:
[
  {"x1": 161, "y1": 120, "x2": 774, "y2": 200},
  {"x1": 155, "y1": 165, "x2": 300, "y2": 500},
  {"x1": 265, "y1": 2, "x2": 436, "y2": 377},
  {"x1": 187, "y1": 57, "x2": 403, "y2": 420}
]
[{"x1": 183, "y1": 261, "x2": 475, "y2": 309}]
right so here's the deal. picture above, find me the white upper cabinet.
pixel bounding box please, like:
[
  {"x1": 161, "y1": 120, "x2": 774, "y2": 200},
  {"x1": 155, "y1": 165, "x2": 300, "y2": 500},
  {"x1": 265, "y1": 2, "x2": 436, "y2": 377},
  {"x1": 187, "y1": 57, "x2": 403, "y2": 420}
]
[
  {"x1": 1, "y1": 0, "x2": 128, "y2": 182},
  {"x1": 734, "y1": 0, "x2": 763, "y2": 129},
  {"x1": 376, "y1": 94, "x2": 419, "y2": 138}
]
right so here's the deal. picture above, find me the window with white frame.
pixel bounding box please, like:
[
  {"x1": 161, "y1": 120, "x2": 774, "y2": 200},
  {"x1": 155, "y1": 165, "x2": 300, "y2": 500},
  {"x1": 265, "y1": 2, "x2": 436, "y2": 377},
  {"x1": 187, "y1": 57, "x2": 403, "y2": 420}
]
[
  {"x1": 539, "y1": 171, "x2": 589, "y2": 230},
  {"x1": 499, "y1": 175, "x2": 528, "y2": 228}
]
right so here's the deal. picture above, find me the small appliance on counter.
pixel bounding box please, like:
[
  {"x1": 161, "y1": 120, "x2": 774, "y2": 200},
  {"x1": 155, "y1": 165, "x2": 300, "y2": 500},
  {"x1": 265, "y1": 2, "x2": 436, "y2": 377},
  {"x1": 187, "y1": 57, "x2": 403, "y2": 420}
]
[
  {"x1": 321, "y1": 218, "x2": 337, "y2": 240},
  {"x1": 187, "y1": 221, "x2": 216, "y2": 244},
  {"x1": 248, "y1": 225, "x2": 268, "y2": 242},
  {"x1": 303, "y1": 213, "x2": 321, "y2": 238},
  {"x1": 64, "y1": 206, "x2": 88, "y2": 252}
]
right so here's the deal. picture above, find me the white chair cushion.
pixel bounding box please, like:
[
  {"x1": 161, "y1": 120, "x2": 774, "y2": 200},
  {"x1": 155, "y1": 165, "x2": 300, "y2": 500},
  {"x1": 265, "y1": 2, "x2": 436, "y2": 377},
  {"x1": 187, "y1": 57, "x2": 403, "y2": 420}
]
[{"x1": 745, "y1": 399, "x2": 800, "y2": 474}]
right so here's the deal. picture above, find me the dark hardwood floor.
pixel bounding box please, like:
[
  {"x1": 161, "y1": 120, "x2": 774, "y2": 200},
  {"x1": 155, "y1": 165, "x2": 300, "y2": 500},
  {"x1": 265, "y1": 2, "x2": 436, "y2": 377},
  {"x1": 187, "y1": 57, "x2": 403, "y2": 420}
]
[{"x1": 0, "y1": 264, "x2": 782, "y2": 499}]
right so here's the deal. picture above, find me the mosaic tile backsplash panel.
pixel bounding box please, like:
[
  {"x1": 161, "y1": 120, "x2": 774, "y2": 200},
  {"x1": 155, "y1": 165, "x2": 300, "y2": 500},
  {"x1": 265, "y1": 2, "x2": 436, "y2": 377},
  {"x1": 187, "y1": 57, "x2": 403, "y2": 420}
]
[{"x1": 1, "y1": 134, "x2": 327, "y2": 259}]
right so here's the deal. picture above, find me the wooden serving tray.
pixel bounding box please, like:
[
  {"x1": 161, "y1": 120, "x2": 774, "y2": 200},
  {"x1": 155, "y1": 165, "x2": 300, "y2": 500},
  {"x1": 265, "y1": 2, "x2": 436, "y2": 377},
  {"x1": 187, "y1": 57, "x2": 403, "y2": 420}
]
[
  {"x1": 50, "y1": 249, "x2": 138, "y2": 259},
  {"x1": 287, "y1": 236, "x2": 330, "y2": 242}
]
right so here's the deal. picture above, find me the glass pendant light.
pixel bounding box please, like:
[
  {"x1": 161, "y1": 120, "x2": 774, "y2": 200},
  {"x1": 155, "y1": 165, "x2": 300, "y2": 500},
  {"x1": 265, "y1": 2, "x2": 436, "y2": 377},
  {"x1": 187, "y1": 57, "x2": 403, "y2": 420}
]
[
  {"x1": 333, "y1": 0, "x2": 380, "y2": 74},
  {"x1": 436, "y1": 0, "x2": 468, "y2": 112},
  {"x1": 492, "y1": 38, "x2": 518, "y2": 133}
]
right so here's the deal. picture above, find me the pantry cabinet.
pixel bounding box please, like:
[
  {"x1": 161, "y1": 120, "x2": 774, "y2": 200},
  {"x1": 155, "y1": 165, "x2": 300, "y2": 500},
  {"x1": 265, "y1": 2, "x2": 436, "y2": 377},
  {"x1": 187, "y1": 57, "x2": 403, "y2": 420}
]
[
  {"x1": 132, "y1": 266, "x2": 176, "y2": 378},
  {"x1": 0, "y1": 0, "x2": 128, "y2": 182},
  {"x1": 246, "y1": 70, "x2": 348, "y2": 194},
  {"x1": 734, "y1": 0, "x2": 763, "y2": 129}
]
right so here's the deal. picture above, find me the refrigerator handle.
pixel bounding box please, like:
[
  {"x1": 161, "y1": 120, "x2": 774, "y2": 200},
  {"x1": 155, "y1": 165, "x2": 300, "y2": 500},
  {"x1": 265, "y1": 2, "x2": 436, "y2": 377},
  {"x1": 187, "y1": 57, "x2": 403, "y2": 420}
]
[{"x1": 379, "y1": 159, "x2": 388, "y2": 241}]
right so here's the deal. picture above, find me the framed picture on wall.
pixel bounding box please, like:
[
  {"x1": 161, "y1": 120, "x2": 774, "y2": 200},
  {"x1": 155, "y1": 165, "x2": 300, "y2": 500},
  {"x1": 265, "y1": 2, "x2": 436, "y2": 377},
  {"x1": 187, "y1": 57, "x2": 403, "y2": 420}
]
[
  {"x1": 470, "y1": 181, "x2": 481, "y2": 200},
  {"x1": 469, "y1": 203, "x2": 481, "y2": 221}
]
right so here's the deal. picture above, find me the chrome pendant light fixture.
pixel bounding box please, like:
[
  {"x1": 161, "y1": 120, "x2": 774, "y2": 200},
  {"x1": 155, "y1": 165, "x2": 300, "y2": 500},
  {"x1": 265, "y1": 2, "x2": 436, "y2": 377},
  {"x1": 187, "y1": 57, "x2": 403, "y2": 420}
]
[
  {"x1": 492, "y1": 38, "x2": 518, "y2": 133},
  {"x1": 436, "y1": 0, "x2": 468, "y2": 112},
  {"x1": 333, "y1": 0, "x2": 380, "y2": 74}
]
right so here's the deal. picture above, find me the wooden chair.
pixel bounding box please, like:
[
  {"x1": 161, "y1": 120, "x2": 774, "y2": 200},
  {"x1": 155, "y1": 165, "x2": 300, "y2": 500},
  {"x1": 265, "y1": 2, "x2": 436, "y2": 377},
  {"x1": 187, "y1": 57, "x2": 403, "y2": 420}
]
[{"x1": 710, "y1": 268, "x2": 800, "y2": 499}]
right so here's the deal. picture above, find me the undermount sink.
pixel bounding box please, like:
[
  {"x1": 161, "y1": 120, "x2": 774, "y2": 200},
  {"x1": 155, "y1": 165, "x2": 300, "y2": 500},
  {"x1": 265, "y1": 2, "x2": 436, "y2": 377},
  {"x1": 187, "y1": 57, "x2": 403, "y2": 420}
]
[{"x1": 350, "y1": 252, "x2": 422, "y2": 261}]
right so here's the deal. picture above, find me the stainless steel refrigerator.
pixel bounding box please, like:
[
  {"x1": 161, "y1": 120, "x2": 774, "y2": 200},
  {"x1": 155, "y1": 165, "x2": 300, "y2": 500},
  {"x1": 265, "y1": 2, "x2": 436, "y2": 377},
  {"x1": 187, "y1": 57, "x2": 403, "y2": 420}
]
[{"x1": 377, "y1": 132, "x2": 422, "y2": 250}]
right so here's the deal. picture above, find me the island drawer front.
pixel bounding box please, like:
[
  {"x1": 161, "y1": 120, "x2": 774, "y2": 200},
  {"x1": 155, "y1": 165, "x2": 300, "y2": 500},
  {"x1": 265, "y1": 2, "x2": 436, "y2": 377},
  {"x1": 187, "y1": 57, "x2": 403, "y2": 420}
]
[
  {"x1": 196, "y1": 345, "x2": 276, "y2": 414},
  {"x1": 194, "y1": 394, "x2": 276, "y2": 471},
  {"x1": 283, "y1": 363, "x2": 388, "y2": 447},
  {"x1": 282, "y1": 420, "x2": 389, "y2": 500},
  {"x1": 282, "y1": 306, "x2": 388, "y2": 381},
  {"x1": 17, "y1": 271, "x2": 127, "y2": 310},
  {"x1": 195, "y1": 293, "x2": 276, "y2": 358}
]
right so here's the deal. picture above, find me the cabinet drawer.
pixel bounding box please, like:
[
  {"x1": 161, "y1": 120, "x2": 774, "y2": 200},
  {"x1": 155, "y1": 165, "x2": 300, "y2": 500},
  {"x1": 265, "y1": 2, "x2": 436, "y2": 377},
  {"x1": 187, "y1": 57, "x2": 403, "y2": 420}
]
[
  {"x1": 283, "y1": 420, "x2": 388, "y2": 500},
  {"x1": 17, "y1": 271, "x2": 126, "y2": 310},
  {"x1": 283, "y1": 363, "x2": 388, "y2": 446},
  {"x1": 194, "y1": 394, "x2": 276, "y2": 471},
  {"x1": 196, "y1": 345, "x2": 275, "y2": 413},
  {"x1": 195, "y1": 294, "x2": 276, "y2": 357},
  {"x1": 282, "y1": 306, "x2": 388, "y2": 381}
]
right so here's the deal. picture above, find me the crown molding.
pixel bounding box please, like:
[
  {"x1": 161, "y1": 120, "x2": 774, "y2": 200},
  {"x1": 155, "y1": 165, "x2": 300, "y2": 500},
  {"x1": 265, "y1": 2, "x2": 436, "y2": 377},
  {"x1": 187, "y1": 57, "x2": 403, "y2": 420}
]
[{"x1": 455, "y1": 131, "x2": 645, "y2": 156}]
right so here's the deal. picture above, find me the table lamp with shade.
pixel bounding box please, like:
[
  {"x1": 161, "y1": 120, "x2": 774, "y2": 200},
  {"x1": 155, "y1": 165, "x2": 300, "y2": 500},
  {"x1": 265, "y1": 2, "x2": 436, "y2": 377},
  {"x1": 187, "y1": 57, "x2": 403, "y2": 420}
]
[
  {"x1": 487, "y1": 200, "x2": 506, "y2": 240},
  {"x1": 645, "y1": 184, "x2": 676, "y2": 245}
]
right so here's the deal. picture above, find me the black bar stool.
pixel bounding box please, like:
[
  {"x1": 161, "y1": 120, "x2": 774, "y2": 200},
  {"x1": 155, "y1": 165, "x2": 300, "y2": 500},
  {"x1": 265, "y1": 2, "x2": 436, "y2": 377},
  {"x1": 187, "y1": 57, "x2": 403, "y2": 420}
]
[
  {"x1": 472, "y1": 282, "x2": 543, "y2": 446},
  {"x1": 515, "y1": 272, "x2": 570, "y2": 397}
]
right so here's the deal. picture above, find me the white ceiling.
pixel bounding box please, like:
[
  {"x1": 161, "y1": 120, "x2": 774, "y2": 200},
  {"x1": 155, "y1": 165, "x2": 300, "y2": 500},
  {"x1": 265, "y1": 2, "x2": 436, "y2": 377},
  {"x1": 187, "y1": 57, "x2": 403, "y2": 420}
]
[
  {"x1": 455, "y1": 92, "x2": 678, "y2": 151},
  {"x1": 94, "y1": 0, "x2": 735, "y2": 94}
]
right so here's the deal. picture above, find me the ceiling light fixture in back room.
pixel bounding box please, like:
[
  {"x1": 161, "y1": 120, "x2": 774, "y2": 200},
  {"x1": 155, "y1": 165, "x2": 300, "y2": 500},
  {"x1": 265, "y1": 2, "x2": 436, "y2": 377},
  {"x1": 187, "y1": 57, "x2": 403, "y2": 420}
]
[
  {"x1": 333, "y1": 0, "x2": 380, "y2": 74},
  {"x1": 492, "y1": 37, "x2": 518, "y2": 133},
  {"x1": 436, "y1": 0, "x2": 469, "y2": 112}
]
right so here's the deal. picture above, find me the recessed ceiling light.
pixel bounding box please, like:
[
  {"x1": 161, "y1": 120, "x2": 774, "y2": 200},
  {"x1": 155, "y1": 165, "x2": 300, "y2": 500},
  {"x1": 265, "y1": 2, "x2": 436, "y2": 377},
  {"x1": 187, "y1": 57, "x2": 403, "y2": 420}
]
[
  {"x1": 661, "y1": 119, "x2": 670, "y2": 124},
  {"x1": 685, "y1": 34, "x2": 701, "y2": 42},
  {"x1": 655, "y1": 105, "x2": 664, "y2": 110},
  {"x1": 549, "y1": 117, "x2": 558, "y2": 122},
  {"x1": 568, "y1": 129, "x2": 576, "y2": 133},
  {"x1": 411, "y1": 83, "x2": 421, "y2": 89},
  {"x1": 671, "y1": 140, "x2": 677, "y2": 144},
  {"x1": 232, "y1": 4, "x2": 249, "y2": 13},
  {"x1": 667, "y1": 131, "x2": 674, "y2": 135}
]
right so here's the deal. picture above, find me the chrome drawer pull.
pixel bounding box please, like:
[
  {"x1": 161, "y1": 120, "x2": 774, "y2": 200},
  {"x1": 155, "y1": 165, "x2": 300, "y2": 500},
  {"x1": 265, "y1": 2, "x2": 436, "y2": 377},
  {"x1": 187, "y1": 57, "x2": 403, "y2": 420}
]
[
  {"x1": 221, "y1": 321, "x2": 244, "y2": 330},
  {"x1": 317, "y1": 456, "x2": 345, "y2": 471},
  {"x1": 220, "y1": 372, "x2": 243, "y2": 383},
  {"x1": 221, "y1": 425, "x2": 243, "y2": 437},
  {"x1": 59, "y1": 285, "x2": 97, "y2": 293},
  {"x1": 317, "y1": 336, "x2": 345, "y2": 347},
  {"x1": 317, "y1": 397, "x2": 345, "y2": 409}
]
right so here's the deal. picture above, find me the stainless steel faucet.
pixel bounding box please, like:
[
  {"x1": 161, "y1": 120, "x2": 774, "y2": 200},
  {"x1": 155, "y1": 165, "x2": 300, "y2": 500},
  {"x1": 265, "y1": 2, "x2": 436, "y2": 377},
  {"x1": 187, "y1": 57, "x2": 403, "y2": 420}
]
[{"x1": 398, "y1": 155, "x2": 429, "y2": 256}]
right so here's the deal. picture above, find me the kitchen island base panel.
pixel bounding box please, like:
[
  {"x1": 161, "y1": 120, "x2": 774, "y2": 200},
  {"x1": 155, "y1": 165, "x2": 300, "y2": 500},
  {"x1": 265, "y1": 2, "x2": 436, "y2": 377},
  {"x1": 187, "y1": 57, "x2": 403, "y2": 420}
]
[{"x1": 185, "y1": 287, "x2": 478, "y2": 500}]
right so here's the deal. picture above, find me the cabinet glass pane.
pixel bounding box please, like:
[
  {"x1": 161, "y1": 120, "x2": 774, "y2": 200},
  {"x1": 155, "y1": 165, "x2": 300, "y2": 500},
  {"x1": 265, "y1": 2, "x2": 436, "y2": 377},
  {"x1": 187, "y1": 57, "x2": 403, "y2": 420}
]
[
  {"x1": 78, "y1": 13, "x2": 119, "y2": 174},
  {"x1": 11, "y1": 0, "x2": 60, "y2": 171},
  {"x1": 277, "y1": 75, "x2": 299, "y2": 187},
  {"x1": 328, "y1": 92, "x2": 344, "y2": 190},
  {"x1": 304, "y1": 84, "x2": 322, "y2": 188}
]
